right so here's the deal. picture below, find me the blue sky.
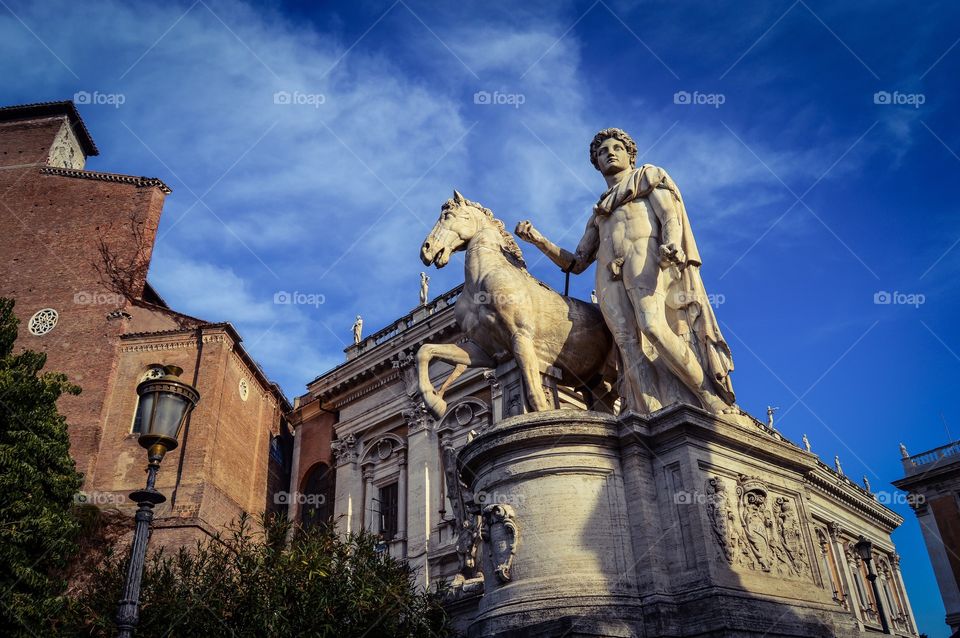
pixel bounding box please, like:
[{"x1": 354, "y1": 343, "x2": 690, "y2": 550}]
[{"x1": 2, "y1": 0, "x2": 959, "y2": 633}]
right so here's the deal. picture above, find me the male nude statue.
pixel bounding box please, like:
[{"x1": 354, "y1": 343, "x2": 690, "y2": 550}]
[{"x1": 516, "y1": 128, "x2": 738, "y2": 417}]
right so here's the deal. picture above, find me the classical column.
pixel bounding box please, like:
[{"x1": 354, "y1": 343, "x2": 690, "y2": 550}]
[
  {"x1": 402, "y1": 402, "x2": 438, "y2": 587},
  {"x1": 332, "y1": 434, "x2": 361, "y2": 534},
  {"x1": 829, "y1": 523, "x2": 864, "y2": 628},
  {"x1": 397, "y1": 451, "x2": 408, "y2": 543},
  {"x1": 363, "y1": 463, "x2": 378, "y2": 534},
  {"x1": 891, "y1": 554, "x2": 920, "y2": 635},
  {"x1": 287, "y1": 426, "x2": 302, "y2": 522}
]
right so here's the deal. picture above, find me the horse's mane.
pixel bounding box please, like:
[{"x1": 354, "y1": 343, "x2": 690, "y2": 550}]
[
  {"x1": 442, "y1": 197, "x2": 555, "y2": 292},
  {"x1": 443, "y1": 197, "x2": 527, "y2": 270}
]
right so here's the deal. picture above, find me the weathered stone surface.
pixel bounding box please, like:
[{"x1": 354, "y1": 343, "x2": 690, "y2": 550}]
[{"x1": 456, "y1": 406, "x2": 915, "y2": 637}]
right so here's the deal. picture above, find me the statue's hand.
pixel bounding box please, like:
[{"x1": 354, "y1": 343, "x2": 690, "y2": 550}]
[
  {"x1": 659, "y1": 242, "x2": 686, "y2": 268},
  {"x1": 515, "y1": 220, "x2": 544, "y2": 247}
]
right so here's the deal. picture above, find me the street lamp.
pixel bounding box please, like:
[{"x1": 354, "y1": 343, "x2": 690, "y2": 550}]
[
  {"x1": 855, "y1": 535, "x2": 891, "y2": 634},
  {"x1": 115, "y1": 365, "x2": 199, "y2": 638}
]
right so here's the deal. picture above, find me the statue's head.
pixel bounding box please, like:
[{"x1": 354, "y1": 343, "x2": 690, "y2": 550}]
[{"x1": 589, "y1": 128, "x2": 637, "y2": 174}]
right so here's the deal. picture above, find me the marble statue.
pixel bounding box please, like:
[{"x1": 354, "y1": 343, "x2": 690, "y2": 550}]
[
  {"x1": 590, "y1": 289, "x2": 598, "y2": 304},
  {"x1": 834, "y1": 455, "x2": 844, "y2": 476},
  {"x1": 766, "y1": 405, "x2": 779, "y2": 427},
  {"x1": 899, "y1": 443, "x2": 909, "y2": 459},
  {"x1": 802, "y1": 433, "x2": 811, "y2": 453},
  {"x1": 516, "y1": 128, "x2": 738, "y2": 418},
  {"x1": 417, "y1": 191, "x2": 617, "y2": 419},
  {"x1": 352, "y1": 314, "x2": 363, "y2": 344},
  {"x1": 862, "y1": 475, "x2": 872, "y2": 493},
  {"x1": 420, "y1": 271, "x2": 430, "y2": 305}
]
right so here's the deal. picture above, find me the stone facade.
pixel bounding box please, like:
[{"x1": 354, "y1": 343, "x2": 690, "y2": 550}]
[
  {"x1": 0, "y1": 100, "x2": 291, "y2": 547},
  {"x1": 894, "y1": 441, "x2": 960, "y2": 635},
  {"x1": 292, "y1": 283, "x2": 917, "y2": 636}
]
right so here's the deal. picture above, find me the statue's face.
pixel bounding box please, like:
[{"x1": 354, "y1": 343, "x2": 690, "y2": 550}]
[{"x1": 597, "y1": 137, "x2": 630, "y2": 175}]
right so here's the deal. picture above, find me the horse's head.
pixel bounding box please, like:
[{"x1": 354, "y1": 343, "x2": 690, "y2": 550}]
[{"x1": 420, "y1": 190, "x2": 484, "y2": 268}]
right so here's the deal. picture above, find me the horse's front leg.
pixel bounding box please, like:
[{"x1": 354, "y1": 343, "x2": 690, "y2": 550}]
[
  {"x1": 416, "y1": 341, "x2": 495, "y2": 419},
  {"x1": 511, "y1": 331, "x2": 552, "y2": 412}
]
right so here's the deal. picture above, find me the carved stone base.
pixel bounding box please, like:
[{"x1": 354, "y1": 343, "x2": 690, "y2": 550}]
[{"x1": 456, "y1": 405, "x2": 911, "y2": 637}]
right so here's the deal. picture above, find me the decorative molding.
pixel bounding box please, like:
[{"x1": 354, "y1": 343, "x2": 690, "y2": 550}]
[
  {"x1": 331, "y1": 433, "x2": 358, "y2": 467},
  {"x1": 39, "y1": 165, "x2": 172, "y2": 193},
  {"x1": 482, "y1": 503, "x2": 518, "y2": 584},
  {"x1": 402, "y1": 401, "x2": 434, "y2": 435},
  {"x1": 705, "y1": 474, "x2": 812, "y2": 581}
]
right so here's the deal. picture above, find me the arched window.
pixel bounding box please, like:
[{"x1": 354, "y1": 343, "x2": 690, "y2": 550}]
[{"x1": 300, "y1": 463, "x2": 334, "y2": 527}]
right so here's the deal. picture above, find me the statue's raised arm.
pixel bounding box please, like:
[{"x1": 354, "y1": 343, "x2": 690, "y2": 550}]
[{"x1": 515, "y1": 217, "x2": 598, "y2": 275}]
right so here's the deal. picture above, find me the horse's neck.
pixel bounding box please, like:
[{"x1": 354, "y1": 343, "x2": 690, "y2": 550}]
[{"x1": 464, "y1": 226, "x2": 509, "y2": 282}]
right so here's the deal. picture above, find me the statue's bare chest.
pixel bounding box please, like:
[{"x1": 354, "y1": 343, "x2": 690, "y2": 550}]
[{"x1": 595, "y1": 199, "x2": 659, "y2": 244}]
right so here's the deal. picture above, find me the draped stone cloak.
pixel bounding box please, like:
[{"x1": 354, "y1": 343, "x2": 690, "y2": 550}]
[{"x1": 593, "y1": 164, "x2": 736, "y2": 405}]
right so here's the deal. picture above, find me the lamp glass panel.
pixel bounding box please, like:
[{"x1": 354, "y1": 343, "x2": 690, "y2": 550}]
[
  {"x1": 149, "y1": 392, "x2": 190, "y2": 439},
  {"x1": 133, "y1": 393, "x2": 155, "y2": 435}
]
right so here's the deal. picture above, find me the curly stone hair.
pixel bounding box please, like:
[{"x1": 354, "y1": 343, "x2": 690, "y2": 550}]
[{"x1": 589, "y1": 128, "x2": 637, "y2": 171}]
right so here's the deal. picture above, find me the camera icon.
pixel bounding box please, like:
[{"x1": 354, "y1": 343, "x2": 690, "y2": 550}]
[
  {"x1": 873, "y1": 291, "x2": 891, "y2": 305},
  {"x1": 274, "y1": 491, "x2": 290, "y2": 505},
  {"x1": 673, "y1": 490, "x2": 693, "y2": 505},
  {"x1": 873, "y1": 91, "x2": 891, "y2": 105},
  {"x1": 273, "y1": 91, "x2": 292, "y2": 105},
  {"x1": 474, "y1": 490, "x2": 489, "y2": 505},
  {"x1": 474, "y1": 291, "x2": 491, "y2": 304},
  {"x1": 673, "y1": 91, "x2": 691, "y2": 105},
  {"x1": 74, "y1": 492, "x2": 89, "y2": 504},
  {"x1": 474, "y1": 91, "x2": 491, "y2": 105},
  {"x1": 274, "y1": 291, "x2": 291, "y2": 304},
  {"x1": 74, "y1": 91, "x2": 92, "y2": 104},
  {"x1": 73, "y1": 291, "x2": 92, "y2": 305}
]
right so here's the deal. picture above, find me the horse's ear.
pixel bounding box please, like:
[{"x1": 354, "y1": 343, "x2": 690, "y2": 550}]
[{"x1": 452, "y1": 190, "x2": 465, "y2": 205}]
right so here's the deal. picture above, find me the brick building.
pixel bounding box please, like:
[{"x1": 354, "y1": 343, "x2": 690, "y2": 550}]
[
  {"x1": 895, "y1": 441, "x2": 960, "y2": 636},
  {"x1": 0, "y1": 100, "x2": 291, "y2": 546}
]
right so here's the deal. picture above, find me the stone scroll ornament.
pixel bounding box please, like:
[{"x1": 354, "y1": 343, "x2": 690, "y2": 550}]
[
  {"x1": 705, "y1": 475, "x2": 812, "y2": 580},
  {"x1": 482, "y1": 504, "x2": 519, "y2": 584},
  {"x1": 440, "y1": 442, "x2": 483, "y2": 590}
]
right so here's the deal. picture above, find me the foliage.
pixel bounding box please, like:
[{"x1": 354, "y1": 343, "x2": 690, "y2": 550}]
[
  {"x1": 64, "y1": 514, "x2": 453, "y2": 637},
  {"x1": 0, "y1": 298, "x2": 84, "y2": 635}
]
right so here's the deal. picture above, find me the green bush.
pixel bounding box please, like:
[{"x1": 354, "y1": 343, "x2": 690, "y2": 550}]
[
  {"x1": 64, "y1": 514, "x2": 453, "y2": 637},
  {"x1": 0, "y1": 298, "x2": 84, "y2": 636}
]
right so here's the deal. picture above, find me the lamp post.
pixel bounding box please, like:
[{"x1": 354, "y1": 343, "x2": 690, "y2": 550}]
[
  {"x1": 855, "y1": 535, "x2": 891, "y2": 634},
  {"x1": 115, "y1": 365, "x2": 199, "y2": 638}
]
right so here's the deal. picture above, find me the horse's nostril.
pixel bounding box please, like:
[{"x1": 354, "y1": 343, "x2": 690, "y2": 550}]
[{"x1": 423, "y1": 241, "x2": 431, "y2": 250}]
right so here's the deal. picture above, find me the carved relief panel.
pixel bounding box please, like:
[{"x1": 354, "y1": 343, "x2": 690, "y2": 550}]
[{"x1": 705, "y1": 474, "x2": 813, "y2": 581}]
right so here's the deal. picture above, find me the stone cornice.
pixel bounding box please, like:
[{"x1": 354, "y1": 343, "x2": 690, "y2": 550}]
[
  {"x1": 120, "y1": 324, "x2": 290, "y2": 412},
  {"x1": 806, "y1": 468, "x2": 903, "y2": 530},
  {"x1": 618, "y1": 404, "x2": 902, "y2": 530},
  {"x1": 40, "y1": 166, "x2": 171, "y2": 193},
  {"x1": 306, "y1": 294, "x2": 461, "y2": 404}
]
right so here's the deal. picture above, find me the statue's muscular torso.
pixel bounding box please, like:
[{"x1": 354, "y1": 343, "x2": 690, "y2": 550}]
[{"x1": 593, "y1": 197, "x2": 664, "y2": 293}]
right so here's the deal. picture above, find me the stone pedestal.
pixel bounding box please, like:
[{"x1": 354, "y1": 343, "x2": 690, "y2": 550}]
[{"x1": 457, "y1": 405, "x2": 911, "y2": 637}]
